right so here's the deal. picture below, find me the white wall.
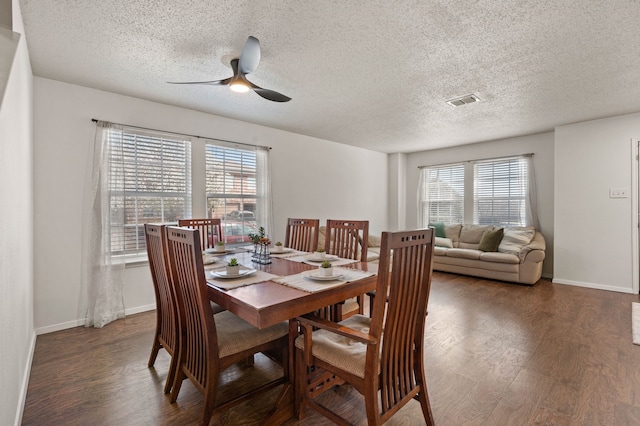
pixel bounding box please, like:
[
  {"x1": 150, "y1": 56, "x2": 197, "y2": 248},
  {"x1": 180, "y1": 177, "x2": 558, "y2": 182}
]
[
  {"x1": 554, "y1": 113, "x2": 640, "y2": 293},
  {"x1": 388, "y1": 153, "x2": 407, "y2": 231},
  {"x1": 403, "y1": 132, "x2": 555, "y2": 278},
  {"x1": 0, "y1": 1, "x2": 34, "y2": 424},
  {"x1": 33, "y1": 77, "x2": 388, "y2": 332}
]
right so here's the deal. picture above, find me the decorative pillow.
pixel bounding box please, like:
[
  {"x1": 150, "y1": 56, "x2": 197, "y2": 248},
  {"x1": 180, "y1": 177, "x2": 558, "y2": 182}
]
[
  {"x1": 444, "y1": 224, "x2": 462, "y2": 246},
  {"x1": 478, "y1": 228, "x2": 504, "y2": 252},
  {"x1": 367, "y1": 234, "x2": 381, "y2": 247},
  {"x1": 498, "y1": 227, "x2": 535, "y2": 255},
  {"x1": 459, "y1": 224, "x2": 494, "y2": 244},
  {"x1": 428, "y1": 222, "x2": 446, "y2": 238},
  {"x1": 435, "y1": 237, "x2": 453, "y2": 248}
]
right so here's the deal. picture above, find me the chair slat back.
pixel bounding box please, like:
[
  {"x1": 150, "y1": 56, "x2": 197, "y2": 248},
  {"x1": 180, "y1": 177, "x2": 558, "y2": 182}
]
[
  {"x1": 325, "y1": 219, "x2": 369, "y2": 261},
  {"x1": 144, "y1": 224, "x2": 178, "y2": 356},
  {"x1": 284, "y1": 218, "x2": 320, "y2": 252},
  {"x1": 178, "y1": 218, "x2": 223, "y2": 250},
  {"x1": 165, "y1": 226, "x2": 218, "y2": 390},
  {"x1": 370, "y1": 228, "x2": 435, "y2": 416}
]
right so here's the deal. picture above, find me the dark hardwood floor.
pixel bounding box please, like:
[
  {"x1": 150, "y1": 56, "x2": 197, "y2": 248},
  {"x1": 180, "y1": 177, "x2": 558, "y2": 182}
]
[{"x1": 22, "y1": 272, "x2": 640, "y2": 425}]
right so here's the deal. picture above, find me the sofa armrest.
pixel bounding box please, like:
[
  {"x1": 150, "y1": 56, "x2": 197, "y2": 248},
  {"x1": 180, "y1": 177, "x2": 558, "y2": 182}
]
[{"x1": 519, "y1": 232, "x2": 546, "y2": 263}]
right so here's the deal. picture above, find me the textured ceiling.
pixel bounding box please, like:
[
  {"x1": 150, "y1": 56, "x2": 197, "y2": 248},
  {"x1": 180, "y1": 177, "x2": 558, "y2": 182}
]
[{"x1": 19, "y1": 0, "x2": 640, "y2": 153}]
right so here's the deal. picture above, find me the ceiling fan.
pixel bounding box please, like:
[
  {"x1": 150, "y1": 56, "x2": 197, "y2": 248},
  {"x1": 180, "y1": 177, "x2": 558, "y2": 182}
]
[{"x1": 168, "y1": 36, "x2": 291, "y2": 103}]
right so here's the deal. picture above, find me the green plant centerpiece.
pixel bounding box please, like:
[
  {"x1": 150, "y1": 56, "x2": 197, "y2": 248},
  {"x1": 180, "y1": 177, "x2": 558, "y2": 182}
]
[
  {"x1": 216, "y1": 240, "x2": 225, "y2": 252},
  {"x1": 226, "y1": 257, "x2": 240, "y2": 275},
  {"x1": 320, "y1": 260, "x2": 333, "y2": 276},
  {"x1": 248, "y1": 226, "x2": 272, "y2": 264},
  {"x1": 249, "y1": 226, "x2": 267, "y2": 244},
  {"x1": 314, "y1": 247, "x2": 326, "y2": 260},
  {"x1": 274, "y1": 241, "x2": 283, "y2": 252}
]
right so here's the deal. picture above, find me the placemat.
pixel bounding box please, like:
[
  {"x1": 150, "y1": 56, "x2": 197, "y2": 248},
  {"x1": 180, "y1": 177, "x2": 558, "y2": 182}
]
[
  {"x1": 285, "y1": 254, "x2": 358, "y2": 267},
  {"x1": 203, "y1": 246, "x2": 251, "y2": 256},
  {"x1": 206, "y1": 267, "x2": 279, "y2": 290},
  {"x1": 270, "y1": 249, "x2": 308, "y2": 259},
  {"x1": 272, "y1": 267, "x2": 375, "y2": 293}
]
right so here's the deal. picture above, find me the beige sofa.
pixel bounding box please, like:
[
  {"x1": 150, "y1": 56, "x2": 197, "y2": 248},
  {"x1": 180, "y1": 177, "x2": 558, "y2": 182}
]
[{"x1": 433, "y1": 224, "x2": 546, "y2": 285}]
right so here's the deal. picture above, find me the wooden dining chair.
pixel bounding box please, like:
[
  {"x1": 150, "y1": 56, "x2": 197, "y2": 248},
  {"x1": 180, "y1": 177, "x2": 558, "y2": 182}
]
[
  {"x1": 324, "y1": 219, "x2": 369, "y2": 319},
  {"x1": 178, "y1": 218, "x2": 223, "y2": 250},
  {"x1": 144, "y1": 224, "x2": 180, "y2": 394},
  {"x1": 178, "y1": 218, "x2": 225, "y2": 315},
  {"x1": 294, "y1": 228, "x2": 436, "y2": 425},
  {"x1": 284, "y1": 218, "x2": 320, "y2": 252},
  {"x1": 165, "y1": 226, "x2": 289, "y2": 426}
]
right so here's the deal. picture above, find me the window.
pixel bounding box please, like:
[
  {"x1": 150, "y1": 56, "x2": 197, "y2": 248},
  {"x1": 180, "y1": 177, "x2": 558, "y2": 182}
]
[
  {"x1": 419, "y1": 164, "x2": 464, "y2": 225},
  {"x1": 419, "y1": 155, "x2": 537, "y2": 228},
  {"x1": 108, "y1": 129, "x2": 191, "y2": 256},
  {"x1": 205, "y1": 145, "x2": 261, "y2": 243},
  {"x1": 105, "y1": 126, "x2": 271, "y2": 259},
  {"x1": 474, "y1": 157, "x2": 528, "y2": 226},
  {"x1": 206, "y1": 145, "x2": 257, "y2": 219}
]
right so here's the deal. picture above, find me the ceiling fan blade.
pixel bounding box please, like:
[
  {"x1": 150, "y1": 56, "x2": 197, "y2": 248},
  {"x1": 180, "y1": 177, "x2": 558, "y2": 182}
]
[
  {"x1": 249, "y1": 81, "x2": 291, "y2": 102},
  {"x1": 167, "y1": 77, "x2": 231, "y2": 86},
  {"x1": 238, "y1": 36, "x2": 261, "y2": 75}
]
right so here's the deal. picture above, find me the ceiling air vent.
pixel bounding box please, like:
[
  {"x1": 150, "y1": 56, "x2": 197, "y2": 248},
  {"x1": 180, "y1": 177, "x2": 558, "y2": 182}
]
[{"x1": 446, "y1": 94, "x2": 480, "y2": 107}]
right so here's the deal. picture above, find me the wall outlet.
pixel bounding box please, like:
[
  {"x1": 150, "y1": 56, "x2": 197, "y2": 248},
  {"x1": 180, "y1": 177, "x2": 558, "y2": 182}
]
[{"x1": 609, "y1": 188, "x2": 629, "y2": 198}]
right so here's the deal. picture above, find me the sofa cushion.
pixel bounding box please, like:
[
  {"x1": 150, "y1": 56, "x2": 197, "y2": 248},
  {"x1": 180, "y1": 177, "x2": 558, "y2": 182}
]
[
  {"x1": 459, "y1": 224, "x2": 494, "y2": 249},
  {"x1": 478, "y1": 228, "x2": 504, "y2": 252},
  {"x1": 445, "y1": 248, "x2": 482, "y2": 260},
  {"x1": 433, "y1": 255, "x2": 520, "y2": 275},
  {"x1": 434, "y1": 246, "x2": 448, "y2": 256},
  {"x1": 366, "y1": 247, "x2": 381, "y2": 262},
  {"x1": 428, "y1": 222, "x2": 446, "y2": 238},
  {"x1": 498, "y1": 227, "x2": 536, "y2": 255},
  {"x1": 479, "y1": 251, "x2": 520, "y2": 264},
  {"x1": 444, "y1": 224, "x2": 462, "y2": 247},
  {"x1": 435, "y1": 237, "x2": 453, "y2": 248}
]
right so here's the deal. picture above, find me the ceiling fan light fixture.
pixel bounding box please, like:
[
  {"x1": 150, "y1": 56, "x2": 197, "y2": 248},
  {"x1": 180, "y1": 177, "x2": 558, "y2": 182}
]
[
  {"x1": 229, "y1": 80, "x2": 250, "y2": 93},
  {"x1": 168, "y1": 36, "x2": 290, "y2": 102}
]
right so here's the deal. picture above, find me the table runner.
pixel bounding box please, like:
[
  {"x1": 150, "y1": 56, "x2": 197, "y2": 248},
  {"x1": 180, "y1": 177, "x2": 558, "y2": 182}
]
[
  {"x1": 272, "y1": 267, "x2": 375, "y2": 293},
  {"x1": 206, "y1": 266, "x2": 279, "y2": 290}
]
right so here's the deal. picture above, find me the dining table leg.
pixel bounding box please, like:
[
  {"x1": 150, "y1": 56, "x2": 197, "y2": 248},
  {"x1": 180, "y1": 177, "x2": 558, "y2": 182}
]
[{"x1": 260, "y1": 319, "x2": 299, "y2": 425}]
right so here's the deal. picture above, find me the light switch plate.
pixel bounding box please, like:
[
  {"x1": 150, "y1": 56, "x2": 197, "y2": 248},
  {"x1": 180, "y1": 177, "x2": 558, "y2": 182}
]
[{"x1": 609, "y1": 188, "x2": 629, "y2": 198}]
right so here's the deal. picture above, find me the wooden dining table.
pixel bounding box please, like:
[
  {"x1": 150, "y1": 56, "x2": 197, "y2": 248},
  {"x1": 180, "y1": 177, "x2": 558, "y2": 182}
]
[{"x1": 204, "y1": 249, "x2": 378, "y2": 425}]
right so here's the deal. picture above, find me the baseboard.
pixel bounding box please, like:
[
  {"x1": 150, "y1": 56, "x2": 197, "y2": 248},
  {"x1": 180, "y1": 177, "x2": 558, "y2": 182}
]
[
  {"x1": 35, "y1": 304, "x2": 157, "y2": 335},
  {"x1": 125, "y1": 303, "x2": 156, "y2": 316},
  {"x1": 36, "y1": 318, "x2": 85, "y2": 335},
  {"x1": 14, "y1": 330, "x2": 36, "y2": 426},
  {"x1": 552, "y1": 278, "x2": 636, "y2": 294}
]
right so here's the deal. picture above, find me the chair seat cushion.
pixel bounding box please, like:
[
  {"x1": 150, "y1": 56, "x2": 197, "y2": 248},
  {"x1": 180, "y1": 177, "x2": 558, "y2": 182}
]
[
  {"x1": 295, "y1": 314, "x2": 372, "y2": 378},
  {"x1": 342, "y1": 297, "x2": 359, "y2": 316},
  {"x1": 215, "y1": 311, "x2": 288, "y2": 358}
]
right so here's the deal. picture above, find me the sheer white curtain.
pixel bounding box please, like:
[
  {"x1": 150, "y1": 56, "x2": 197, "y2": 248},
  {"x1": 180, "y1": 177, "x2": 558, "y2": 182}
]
[
  {"x1": 525, "y1": 155, "x2": 540, "y2": 230},
  {"x1": 417, "y1": 169, "x2": 429, "y2": 228},
  {"x1": 80, "y1": 121, "x2": 126, "y2": 328},
  {"x1": 255, "y1": 146, "x2": 274, "y2": 238}
]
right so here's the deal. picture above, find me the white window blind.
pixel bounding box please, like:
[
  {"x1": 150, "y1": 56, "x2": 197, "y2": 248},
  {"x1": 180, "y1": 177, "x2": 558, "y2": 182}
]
[
  {"x1": 420, "y1": 163, "x2": 465, "y2": 225},
  {"x1": 206, "y1": 144, "x2": 259, "y2": 242},
  {"x1": 108, "y1": 129, "x2": 191, "y2": 256},
  {"x1": 473, "y1": 156, "x2": 528, "y2": 226}
]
